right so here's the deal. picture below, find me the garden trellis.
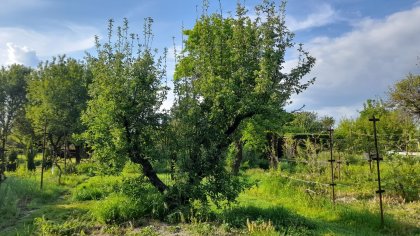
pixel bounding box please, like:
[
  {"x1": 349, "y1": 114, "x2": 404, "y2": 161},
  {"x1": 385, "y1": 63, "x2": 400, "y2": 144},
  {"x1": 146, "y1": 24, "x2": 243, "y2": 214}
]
[{"x1": 276, "y1": 116, "x2": 396, "y2": 227}]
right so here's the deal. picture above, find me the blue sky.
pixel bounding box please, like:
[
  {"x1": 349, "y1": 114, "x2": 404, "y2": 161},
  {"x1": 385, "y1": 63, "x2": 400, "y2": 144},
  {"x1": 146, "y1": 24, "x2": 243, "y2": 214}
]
[{"x1": 1, "y1": 0, "x2": 420, "y2": 121}]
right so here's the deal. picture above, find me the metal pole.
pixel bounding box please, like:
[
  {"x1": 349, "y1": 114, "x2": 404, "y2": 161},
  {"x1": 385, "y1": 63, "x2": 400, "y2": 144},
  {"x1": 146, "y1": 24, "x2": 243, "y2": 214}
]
[
  {"x1": 327, "y1": 128, "x2": 336, "y2": 204},
  {"x1": 369, "y1": 115, "x2": 384, "y2": 227},
  {"x1": 40, "y1": 120, "x2": 47, "y2": 190}
]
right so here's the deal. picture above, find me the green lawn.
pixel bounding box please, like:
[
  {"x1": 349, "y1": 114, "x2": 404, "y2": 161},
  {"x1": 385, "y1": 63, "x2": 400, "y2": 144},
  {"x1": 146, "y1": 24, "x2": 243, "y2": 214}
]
[{"x1": 0, "y1": 162, "x2": 419, "y2": 236}]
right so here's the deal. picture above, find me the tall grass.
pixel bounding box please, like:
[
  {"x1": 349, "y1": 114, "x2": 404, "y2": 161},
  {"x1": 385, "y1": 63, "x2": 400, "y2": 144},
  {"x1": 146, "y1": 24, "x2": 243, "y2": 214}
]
[
  {"x1": 0, "y1": 174, "x2": 63, "y2": 229},
  {"x1": 226, "y1": 168, "x2": 419, "y2": 235}
]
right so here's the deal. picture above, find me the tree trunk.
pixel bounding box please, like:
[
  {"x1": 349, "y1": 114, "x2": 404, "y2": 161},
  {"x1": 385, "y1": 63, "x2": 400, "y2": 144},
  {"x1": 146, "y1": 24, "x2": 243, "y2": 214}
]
[
  {"x1": 271, "y1": 134, "x2": 278, "y2": 170},
  {"x1": 277, "y1": 136, "x2": 284, "y2": 160},
  {"x1": 123, "y1": 118, "x2": 168, "y2": 193},
  {"x1": 170, "y1": 152, "x2": 176, "y2": 180},
  {"x1": 131, "y1": 152, "x2": 168, "y2": 193},
  {"x1": 232, "y1": 140, "x2": 243, "y2": 175},
  {"x1": 75, "y1": 145, "x2": 82, "y2": 164}
]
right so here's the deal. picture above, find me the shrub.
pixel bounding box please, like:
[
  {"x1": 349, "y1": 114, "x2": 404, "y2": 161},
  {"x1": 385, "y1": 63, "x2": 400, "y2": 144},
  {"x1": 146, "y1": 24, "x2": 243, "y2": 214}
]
[
  {"x1": 89, "y1": 176, "x2": 166, "y2": 224},
  {"x1": 76, "y1": 162, "x2": 98, "y2": 176},
  {"x1": 6, "y1": 151, "x2": 18, "y2": 171},
  {"x1": 26, "y1": 148, "x2": 36, "y2": 171},
  {"x1": 121, "y1": 176, "x2": 166, "y2": 219},
  {"x1": 72, "y1": 176, "x2": 120, "y2": 201},
  {"x1": 92, "y1": 193, "x2": 141, "y2": 224},
  {"x1": 384, "y1": 156, "x2": 420, "y2": 201}
]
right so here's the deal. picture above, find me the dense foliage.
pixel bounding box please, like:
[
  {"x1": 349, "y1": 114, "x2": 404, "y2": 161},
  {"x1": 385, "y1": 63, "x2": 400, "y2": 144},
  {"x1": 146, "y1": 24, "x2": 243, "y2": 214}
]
[
  {"x1": 0, "y1": 64, "x2": 31, "y2": 176},
  {"x1": 388, "y1": 74, "x2": 420, "y2": 119},
  {"x1": 336, "y1": 99, "x2": 418, "y2": 154},
  {"x1": 0, "y1": 2, "x2": 418, "y2": 234},
  {"x1": 170, "y1": 1, "x2": 315, "y2": 206},
  {"x1": 27, "y1": 56, "x2": 90, "y2": 163}
]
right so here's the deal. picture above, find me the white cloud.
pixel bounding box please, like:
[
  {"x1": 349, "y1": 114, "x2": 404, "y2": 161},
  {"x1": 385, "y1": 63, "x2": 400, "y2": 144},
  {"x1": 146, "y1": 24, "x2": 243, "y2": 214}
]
[
  {"x1": 286, "y1": 3, "x2": 336, "y2": 31},
  {"x1": 6, "y1": 43, "x2": 40, "y2": 67},
  {"x1": 287, "y1": 6, "x2": 420, "y2": 121},
  {"x1": 0, "y1": 25, "x2": 99, "y2": 67}
]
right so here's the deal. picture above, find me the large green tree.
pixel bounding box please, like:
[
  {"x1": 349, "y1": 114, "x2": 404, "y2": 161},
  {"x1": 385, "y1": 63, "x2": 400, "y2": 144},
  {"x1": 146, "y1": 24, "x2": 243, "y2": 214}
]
[
  {"x1": 171, "y1": 1, "x2": 315, "y2": 204},
  {"x1": 82, "y1": 19, "x2": 169, "y2": 191},
  {"x1": 388, "y1": 74, "x2": 420, "y2": 119},
  {"x1": 27, "y1": 56, "x2": 90, "y2": 166},
  {"x1": 0, "y1": 65, "x2": 31, "y2": 177}
]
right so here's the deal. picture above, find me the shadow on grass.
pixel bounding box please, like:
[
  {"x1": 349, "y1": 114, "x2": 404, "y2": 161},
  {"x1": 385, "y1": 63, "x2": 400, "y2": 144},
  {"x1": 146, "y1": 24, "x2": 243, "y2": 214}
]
[
  {"x1": 322, "y1": 205, "x2": 420, "y2": 236},
  {"x1": 1, "y1": 203, "x2": 93, "y2": 236},
  {"x1": 221, "y1": 203, "x2": 419, "y2": 236},
  {"x1": 221, "y1": 205, "x2": 316, "y2": 234}
]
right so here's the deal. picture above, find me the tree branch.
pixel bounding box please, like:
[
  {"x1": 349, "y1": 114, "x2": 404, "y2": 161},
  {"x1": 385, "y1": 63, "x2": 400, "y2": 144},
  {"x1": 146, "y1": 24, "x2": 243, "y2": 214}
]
[{"x1": 225, "y1": 111, "x2": 257, "y2": 137}]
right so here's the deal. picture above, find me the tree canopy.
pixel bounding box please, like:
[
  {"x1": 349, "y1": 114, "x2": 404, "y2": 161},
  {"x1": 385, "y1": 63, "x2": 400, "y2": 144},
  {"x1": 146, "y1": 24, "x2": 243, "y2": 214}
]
[
  {"x1": 27, "y1": 56, "x2": 90, "y2": 159},
  {"x1": 170, "y1": 1, "x2": 315, "y2": 205},
  {"x1": 388, "y1": 74, "x2": 420, "y2": 119},
  {"x1": 82, "y1": 19, "x2": 169, "y2": 190},
  {"x1": 0, "y1": 64, "x2": 31, "y2": 175}
]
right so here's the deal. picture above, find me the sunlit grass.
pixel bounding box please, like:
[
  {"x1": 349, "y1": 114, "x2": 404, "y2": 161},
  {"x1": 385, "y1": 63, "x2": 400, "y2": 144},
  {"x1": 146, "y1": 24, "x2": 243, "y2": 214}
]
[{"x1": 1, "y1": 160, "x2": 419, "y2": 236}]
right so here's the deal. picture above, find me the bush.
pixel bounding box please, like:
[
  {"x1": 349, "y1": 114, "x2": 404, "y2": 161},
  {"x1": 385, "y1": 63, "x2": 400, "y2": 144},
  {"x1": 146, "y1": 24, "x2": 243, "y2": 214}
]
[
  {"x1": 72, "y1": 176, "x2": 120, "y2": 201},
  {"x1": 26, "y1": 148, "x2": 36, "y2": 171},
  {"x1": 76, "y1": 162, "x2": 98, "y2": 176},
  {"x1": 121, "y1": 176, "x2": 166, "y2": 219},
  {"x1": 6, "y1": 151, "x2": 18, "y2": 171},
  {"x1": 384, "y1": 156, "x2": 420, "y2": 201},
  {"x1": 92, "y1": 193, "x2": 141, "y2": 224}
]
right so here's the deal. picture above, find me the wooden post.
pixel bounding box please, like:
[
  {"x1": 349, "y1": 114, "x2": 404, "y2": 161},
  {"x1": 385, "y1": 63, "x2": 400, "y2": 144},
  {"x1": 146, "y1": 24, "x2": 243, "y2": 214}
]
[
  {"x1": 40, "y1": 120, "x2": 47, "y2": 190},
  {"x1": 0, "y1": 137, "x2": 6, "y2": 186},
  {"x1": 337, "y1": 151, "x2": 341, "y2": 181},
  {"x1": 369, "y1": 115, "x2": 384, "y2": 227},
  {"x1": 327, "y1": 128, "x2": 336, "y2": 204}
]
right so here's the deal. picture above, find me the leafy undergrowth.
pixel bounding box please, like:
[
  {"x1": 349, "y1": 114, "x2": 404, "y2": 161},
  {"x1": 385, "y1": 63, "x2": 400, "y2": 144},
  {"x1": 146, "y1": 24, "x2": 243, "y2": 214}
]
[
  {"x1": 228, "y1": 169, "x2": 420, "y2": 235},
  {"x1": 1, "y1": 167, "x2": 419, "y2": 235}
]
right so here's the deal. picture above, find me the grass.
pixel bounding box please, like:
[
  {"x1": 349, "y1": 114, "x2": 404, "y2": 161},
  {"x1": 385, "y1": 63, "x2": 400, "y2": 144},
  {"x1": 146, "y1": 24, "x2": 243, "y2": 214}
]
[
  {"x1": 0, "y1": 157, "x2": 419, "y2": 236},
  {"x1": 226, "y1": 168, "x2": 419, "y2": 235}
]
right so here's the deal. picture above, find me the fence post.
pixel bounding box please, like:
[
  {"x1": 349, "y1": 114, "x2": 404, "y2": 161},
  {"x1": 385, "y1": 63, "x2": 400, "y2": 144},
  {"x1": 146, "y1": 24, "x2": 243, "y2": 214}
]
[
  {"x1": 327, "y1": 128, "x2": 336, "y2": 204},
  {"x1": 369, "y1": 115, "x2": 384, "y2": 227},
  {"x1": 337, "y1": 151, "x2": 341, "y2": 181},
  {"x1": 0, "y1": 138, "x2": 6, "y2": 185},
  {"x1": 40, "y1": 119, "x2": 47, "y2": 190}
]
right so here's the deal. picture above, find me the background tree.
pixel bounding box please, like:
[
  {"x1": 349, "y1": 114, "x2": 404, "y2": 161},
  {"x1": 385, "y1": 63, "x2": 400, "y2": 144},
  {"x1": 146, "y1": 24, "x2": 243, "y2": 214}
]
[
  {"x1": 0, "y1": 65, "x2": 31, "y2": 178},
  {"x1": 287, "y1": 111, "x2": 323, "y2": 133},
  {"x1": 27, "y1": 56, "x2": 90, "y2": 178},
  {"x1": 388, "y1": 74, "x2": 420, "y2": 119},
  {"x1": 335, "y1": 99, "x2": 418, "y2": 154},
  {"x1": 239, "y1": 112, "x2": 292, "y2": 171},
  {"x1": 171, "y1": 0, "x2": 315, "y2": 205}
]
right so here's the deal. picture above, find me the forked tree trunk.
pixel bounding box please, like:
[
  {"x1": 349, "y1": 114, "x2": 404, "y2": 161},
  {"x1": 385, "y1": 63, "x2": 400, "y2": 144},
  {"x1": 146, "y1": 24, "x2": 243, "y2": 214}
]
[{"x1": 123, "y1": 118, "x2": 168, "y2": 194}]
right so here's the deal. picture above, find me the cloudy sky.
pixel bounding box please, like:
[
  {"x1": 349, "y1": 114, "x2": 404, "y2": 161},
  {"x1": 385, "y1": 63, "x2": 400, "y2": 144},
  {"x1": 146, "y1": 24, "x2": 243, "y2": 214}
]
[{"x1": 1, "y1": 0, "x2": 420, "y2": 121}]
